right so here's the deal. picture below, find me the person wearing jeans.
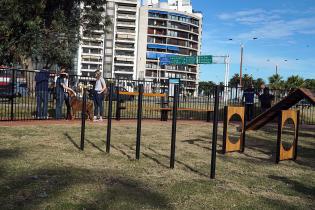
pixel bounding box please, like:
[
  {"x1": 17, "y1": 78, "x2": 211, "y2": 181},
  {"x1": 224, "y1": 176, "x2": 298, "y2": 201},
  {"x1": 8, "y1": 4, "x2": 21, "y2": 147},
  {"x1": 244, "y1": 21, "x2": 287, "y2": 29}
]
[
  {"x1": 242, "y1": 85, "x2": 257, "y2": 121},
  {"x1": 55, "y1": 68, "x2": 73, "y2": 119},
  {"x1": 35, "y1": 69, "x2": 50, "y2": 119},
  {"x1": 93, "y1": 70, "x2": 106, "y2": 122}
]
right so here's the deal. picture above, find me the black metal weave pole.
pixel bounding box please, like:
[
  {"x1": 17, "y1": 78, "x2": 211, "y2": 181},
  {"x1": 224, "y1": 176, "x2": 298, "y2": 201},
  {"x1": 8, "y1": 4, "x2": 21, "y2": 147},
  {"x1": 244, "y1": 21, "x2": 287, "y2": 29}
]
[
  {"x1": 170, "y1": 84, "x2": 179, "y2": 169},
  {"x1": 10, "y1": 69, "x2": 16, "y2": 121},
  {"x1": 210, "y1": 85, "x2": 219, "y2": 179},
  {"x1": 116, "y1": 82, "x2": 121, "y2": 121},
  {"x1": 106, "y1": 83, "x2": 114, "y2": 153},
  {"x1": 80, "y1": 84, "x2": 87, "y2": 151},
  {"x1": 294, "y1": 110, "x2": 300, "y2": 160},
  {"x1": 136, "y1": 83, "x2": 144, "y2": 160}
]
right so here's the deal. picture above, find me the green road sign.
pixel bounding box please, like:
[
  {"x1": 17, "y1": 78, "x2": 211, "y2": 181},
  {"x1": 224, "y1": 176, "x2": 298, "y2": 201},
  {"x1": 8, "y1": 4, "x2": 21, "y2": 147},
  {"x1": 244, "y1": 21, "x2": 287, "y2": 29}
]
[
  {"x1": 197, "y1": 55, "x2": 213, "y2": 64},
  {"x1": 168, "y1": 55, "x2": 213, "y2": 65},
  {"x1": 169, "y1": 56, "x2": 197, "y2": 65}
]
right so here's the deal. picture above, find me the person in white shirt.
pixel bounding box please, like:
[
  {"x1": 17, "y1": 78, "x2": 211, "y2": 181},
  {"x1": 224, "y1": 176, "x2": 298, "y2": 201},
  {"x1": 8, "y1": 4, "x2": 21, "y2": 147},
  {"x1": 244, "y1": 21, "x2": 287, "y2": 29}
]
[{"x1": 93, "y1": 70, "x2": 106, "y2": 121}]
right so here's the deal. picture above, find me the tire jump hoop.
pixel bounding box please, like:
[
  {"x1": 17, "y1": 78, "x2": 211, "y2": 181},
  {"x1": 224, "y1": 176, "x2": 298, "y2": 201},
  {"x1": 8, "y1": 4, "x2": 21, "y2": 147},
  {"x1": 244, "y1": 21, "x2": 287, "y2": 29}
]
[
  {"x1": 276, "y1": 110, "x2": 300, "y2": 163},
  {"x1": 222, "y1": 106, "x2": 246, "y2": 154}
]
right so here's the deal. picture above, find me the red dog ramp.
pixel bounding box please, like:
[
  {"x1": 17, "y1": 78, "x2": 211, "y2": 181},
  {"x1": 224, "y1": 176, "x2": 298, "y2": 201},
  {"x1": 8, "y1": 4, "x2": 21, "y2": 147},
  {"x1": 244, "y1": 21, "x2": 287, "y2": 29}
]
[{"x1": 246, "y1": 88, "x2": 315, "y2": 131}]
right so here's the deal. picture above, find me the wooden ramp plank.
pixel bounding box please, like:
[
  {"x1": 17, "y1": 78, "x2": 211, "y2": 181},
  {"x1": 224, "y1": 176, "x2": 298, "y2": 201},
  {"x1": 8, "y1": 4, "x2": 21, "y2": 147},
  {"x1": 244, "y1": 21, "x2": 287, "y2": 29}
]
[{"x1": 246, "y1": 88, "x2": 315, "y2": 131}]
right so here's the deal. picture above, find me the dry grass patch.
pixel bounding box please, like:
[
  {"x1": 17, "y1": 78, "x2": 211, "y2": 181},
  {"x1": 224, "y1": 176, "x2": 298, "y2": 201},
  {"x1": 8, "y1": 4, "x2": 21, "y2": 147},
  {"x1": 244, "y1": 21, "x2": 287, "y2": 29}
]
[{"x1": 0, "y1": 121, "x2": 314, "y2": 209}]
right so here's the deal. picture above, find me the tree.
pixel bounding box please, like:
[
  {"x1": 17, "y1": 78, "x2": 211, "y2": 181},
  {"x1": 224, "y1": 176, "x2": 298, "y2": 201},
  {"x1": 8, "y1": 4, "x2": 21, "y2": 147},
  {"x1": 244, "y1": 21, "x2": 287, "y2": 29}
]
[
  {"x1": 229, "y1": 73, "x2": 240, "y2": 87},
  {"x1": 303, "y1": 79, "x2": 315, "y2": 89},
  {"x1": 268, "y1": 74, "x2": 285, "y2": 89},
  {"x1": 242, "y1": 74, "x2": 253, "y2": 88},
  {"x1": 252, "y1": 78, "x2": 265, "y2": 89},
  {"x1": 198, "y1": 81, "x2": 216, "y2": 95},
  {"x1": 285, "y1": 75, "x2": 304, "y2": 89},
  {"x1": 0, "y1": 0, "x2": 110, "y2": 70},
  {"x1": 229, "y1": 73, "x2": 255, "y2": 88}
]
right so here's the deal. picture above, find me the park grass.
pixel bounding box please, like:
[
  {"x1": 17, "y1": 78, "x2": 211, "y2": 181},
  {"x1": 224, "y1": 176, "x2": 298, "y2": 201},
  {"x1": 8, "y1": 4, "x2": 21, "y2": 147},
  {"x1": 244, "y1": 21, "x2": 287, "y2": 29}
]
[{"x1": 0, "y1": 121, "x2": 314, "y2": 210}]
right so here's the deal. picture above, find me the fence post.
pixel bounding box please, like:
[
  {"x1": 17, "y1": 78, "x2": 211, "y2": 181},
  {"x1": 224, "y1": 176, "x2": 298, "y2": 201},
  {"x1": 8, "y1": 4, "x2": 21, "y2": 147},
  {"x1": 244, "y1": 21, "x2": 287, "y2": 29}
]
[
  {"x1": 11, "y1": 69, "x2": 16, "y2": 121},
  {"x1": 136, "y1": 83, "x2": 144, "y2": 160},
  {"x1": 80, "y1": 83, "x2": 87, "y2": 151},
  {"x1": 116, "y1": 82, "x2": 121, "y2": 121},
  {"x1": 170, "y1": 84, "x2": 179, "y2": 169},
  {"x1": 210, "y1": 85, "x2": 219, "y2": 179},
  {"x1": 106, "y1": 83, "x2": 114, "y2": 153}
]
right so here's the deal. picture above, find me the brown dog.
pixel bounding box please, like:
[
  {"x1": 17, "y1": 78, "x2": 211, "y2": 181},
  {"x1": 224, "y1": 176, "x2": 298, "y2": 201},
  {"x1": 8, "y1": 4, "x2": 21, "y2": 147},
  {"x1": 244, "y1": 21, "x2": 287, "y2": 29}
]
[{"x1": 68, "y1": 90, "x2": 93, "y2": 120}]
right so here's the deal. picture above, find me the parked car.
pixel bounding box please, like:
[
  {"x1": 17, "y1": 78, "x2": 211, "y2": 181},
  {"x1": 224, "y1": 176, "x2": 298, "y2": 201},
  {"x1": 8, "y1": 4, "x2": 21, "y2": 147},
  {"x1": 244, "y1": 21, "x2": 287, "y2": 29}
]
[{"x1": 0, "y1": 82, "x2": 29, "y2": 99}]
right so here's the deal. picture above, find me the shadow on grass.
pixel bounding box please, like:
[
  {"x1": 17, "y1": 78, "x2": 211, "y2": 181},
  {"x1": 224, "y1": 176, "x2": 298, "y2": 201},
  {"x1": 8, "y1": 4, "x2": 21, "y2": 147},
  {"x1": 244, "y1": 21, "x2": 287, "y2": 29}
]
[
  {"x1": 85, "y1": 139, "x2": 105, "y2": 153},
  {"x1": 122, "y1": 144, "x2": 169, "y2": 168},
  {"x1": 144, "y1": 146, "x2": 208, "y2": 178},
  {"x1": 268, "y1": 175, "x2": 315, "y2": 197},
  {"x1": 63, "y1": 132, "x2": 80, "y2": 150},
  {"x1": 0, "y1": 167, "x2": 173, "y2": 209},
  {"x1": 258, "y1": 196, "x2": 302, "y2": 210},
  {"x1": 0, "y1": 148, "x2": 22, "y2": 159},
  {"x1": 111, "y1": 144, "x2": 133, "y2": 160},
  {"x1": 181, "y1": 139, "x2": 211, "y2": 151}
]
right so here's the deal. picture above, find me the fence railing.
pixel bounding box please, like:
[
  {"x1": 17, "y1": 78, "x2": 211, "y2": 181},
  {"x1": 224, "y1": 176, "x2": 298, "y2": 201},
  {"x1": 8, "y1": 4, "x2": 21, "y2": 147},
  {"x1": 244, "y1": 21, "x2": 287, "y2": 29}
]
[{"x1": 0, "y1": 68, "x2": 314, "y2": 124}]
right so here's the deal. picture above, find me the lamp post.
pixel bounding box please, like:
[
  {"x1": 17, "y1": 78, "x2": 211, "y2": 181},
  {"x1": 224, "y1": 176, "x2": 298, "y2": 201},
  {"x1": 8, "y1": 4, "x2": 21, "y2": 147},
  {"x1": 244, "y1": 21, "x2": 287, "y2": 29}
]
[
  {"x1": 229, "y1": 37, "x2": 258, "y2": 87},
  {"x1": 267, "y1": 58, "x2": 295, "y2": 75},
  {"x1": 239, "y1": 44, "x2": 244, "y2": 87}
]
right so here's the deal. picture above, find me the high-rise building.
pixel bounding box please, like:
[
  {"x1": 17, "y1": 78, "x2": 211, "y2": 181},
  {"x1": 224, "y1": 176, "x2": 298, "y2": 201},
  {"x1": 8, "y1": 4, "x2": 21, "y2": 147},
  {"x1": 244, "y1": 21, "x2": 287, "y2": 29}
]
[
  {"x1": 75, "y1": 0, "x2": 139, "y2": 79},
  {"x1": 136, "y1": 0, "x2": 202, "y2": 95},
  {"x1": 74, "y1": 4, "x2": 106, "y2": 77},
  {"x1": 104, "y1": 0, "x2": 139, "y2": 80},
  {"x1": 74, "y1": 0, "x2": 202, "y2": 94}
]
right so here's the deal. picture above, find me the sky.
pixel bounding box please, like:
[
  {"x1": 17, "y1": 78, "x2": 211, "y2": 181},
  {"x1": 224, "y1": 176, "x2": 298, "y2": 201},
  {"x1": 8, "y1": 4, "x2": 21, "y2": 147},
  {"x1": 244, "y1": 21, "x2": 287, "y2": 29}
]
[{"x1": 191, "y1": 0, "x2": 315, "y2": 83}]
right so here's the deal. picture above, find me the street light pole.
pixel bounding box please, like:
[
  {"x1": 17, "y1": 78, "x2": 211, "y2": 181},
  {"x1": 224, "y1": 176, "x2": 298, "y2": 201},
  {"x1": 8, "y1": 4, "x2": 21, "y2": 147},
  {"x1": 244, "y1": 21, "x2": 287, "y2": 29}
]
[{"x1": 239, "y1": 44, "x2": 244, "y2": 87}]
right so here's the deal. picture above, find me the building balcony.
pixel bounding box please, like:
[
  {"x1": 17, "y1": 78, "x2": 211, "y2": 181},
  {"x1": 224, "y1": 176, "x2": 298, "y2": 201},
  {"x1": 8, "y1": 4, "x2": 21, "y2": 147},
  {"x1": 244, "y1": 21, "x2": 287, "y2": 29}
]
[
  {"x1": 117, "y1": 6, "x2": 137, "y2": 12},
  {"x1": 114, "y1": 63, "x2": 134, "y2": 67},
  {"x1": 116, "y1": 29, "x2": 136, "y2": 34},
  {"x1": 116, "y1": 22, "x2": 136, "y2": 28},
  {"x1": 117, "y1": 14, "x2": 136, "y2": 20},
  {"x1": 81, "y1": 52, "x2": 103, "y2": 57},
  {"x1": 116, "y1": 38, "x2": 135, "y2": 43},
  {"x1": 81, "y1": 44, "x2": 104, "y2": 49},
  {"x1": 115, "y1": 47, "x2": 135, "y2": 51},
  {"x1": 147, "y1": 33, "x2": 199, "y2": 44},
  {"x1": 81, "y1": 60, "x2": 103, "y2": 65},
  {"x1": 114, "y1": 70, "x2": 134, "y2": 74}
]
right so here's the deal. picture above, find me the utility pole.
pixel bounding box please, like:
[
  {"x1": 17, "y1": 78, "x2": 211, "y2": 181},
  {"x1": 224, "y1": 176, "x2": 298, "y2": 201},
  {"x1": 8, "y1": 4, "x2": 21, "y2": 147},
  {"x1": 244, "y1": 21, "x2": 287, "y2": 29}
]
[
  {"x1": 276, "y1": 64, "x2": 278, "y2": 75},
  {"x1": 239, "y1": 44, "x2": 244, "y2": 87}
]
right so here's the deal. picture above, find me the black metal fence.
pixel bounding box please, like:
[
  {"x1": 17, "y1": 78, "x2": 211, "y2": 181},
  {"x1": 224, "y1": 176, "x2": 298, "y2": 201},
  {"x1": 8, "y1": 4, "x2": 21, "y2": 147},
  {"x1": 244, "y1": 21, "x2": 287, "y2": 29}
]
[{"x1": 0, "y1": 68, "x2": 314, "y2": 124}]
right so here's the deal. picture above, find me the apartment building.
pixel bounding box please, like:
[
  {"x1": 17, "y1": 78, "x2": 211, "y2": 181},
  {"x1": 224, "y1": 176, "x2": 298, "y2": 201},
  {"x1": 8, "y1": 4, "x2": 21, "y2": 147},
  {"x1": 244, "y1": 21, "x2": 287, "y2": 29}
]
[
  {"x1": 104, "y1": 0, "x2": 139, "y2": 80},
  {"x1": 75, "y1": 0, "x2": 139, "y2": 79},
  {"x1": 137, "y1": 0, "x2": 203, "y2": 95},
  {"x1": 74, "y1": 4, "x2": 106, "y2": 77}
]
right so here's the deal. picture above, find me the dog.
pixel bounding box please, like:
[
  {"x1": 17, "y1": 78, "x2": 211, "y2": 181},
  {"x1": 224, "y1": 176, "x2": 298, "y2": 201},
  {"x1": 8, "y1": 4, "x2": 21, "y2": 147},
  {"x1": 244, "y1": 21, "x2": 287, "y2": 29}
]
[{"x1": 68, "y1": 90, "x2": 94, "y2": 120}]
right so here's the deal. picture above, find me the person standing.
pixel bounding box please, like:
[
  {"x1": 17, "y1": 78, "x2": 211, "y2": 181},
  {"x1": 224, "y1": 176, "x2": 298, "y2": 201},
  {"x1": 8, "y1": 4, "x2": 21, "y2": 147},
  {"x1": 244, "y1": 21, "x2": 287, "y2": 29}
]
[
  {"x1": 93, "y1": 70, "x2": 106, "y2": 122},
  {"x1": 63, "y1": 72, "x2": 72, "y2": 119},
  {"x1": 55, "y1": 68, "x2": 73, "y2": 119},
  {"x1": 35, "y1": 68, "x2": 50, "y2": 119},
  {"x1": 242, "y1": 85, "x2": 256, "y2": 121},
  {"x1": 258, "y1": 87, "x2": 275, "y2": 112}
]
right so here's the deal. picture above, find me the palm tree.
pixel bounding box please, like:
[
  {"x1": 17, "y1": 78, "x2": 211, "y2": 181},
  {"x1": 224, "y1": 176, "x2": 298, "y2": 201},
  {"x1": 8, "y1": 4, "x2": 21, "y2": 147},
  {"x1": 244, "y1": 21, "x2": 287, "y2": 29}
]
[
  {"x1": 269, "y1": 74, "x2": 284, "y2": 89},
  {"x1": 242, "y1": 74, "x2": 253, "y2": 88},
  {"x1": 285, "y1": 75, "x2": 304, "y2": 89},
  {"x1": 303, "y1": 79, "x2": 315, "y2": 89},
  {"x1": 253, "y1": 78, "x2": 265, "y2": 89},
  {"x1": 229, "y1": 73, "x2": 240, "y2": 87}
]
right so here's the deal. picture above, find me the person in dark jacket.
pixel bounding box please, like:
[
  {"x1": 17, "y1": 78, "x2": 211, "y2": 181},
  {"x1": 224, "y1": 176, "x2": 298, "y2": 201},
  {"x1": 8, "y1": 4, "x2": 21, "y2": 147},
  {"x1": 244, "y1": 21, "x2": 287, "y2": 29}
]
[
  {"x1": 55, "y1": 68, "x2": 73, "y2": 119},
  {"x1": 242, "y1": 85, "x2": 257, "y2": 121},
  {"x1": 35, "y1": 69, "x2": 50, "y2": 119},
  {"x1": 258, "y1": 87, "x2": 275, "y2": 112}
]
